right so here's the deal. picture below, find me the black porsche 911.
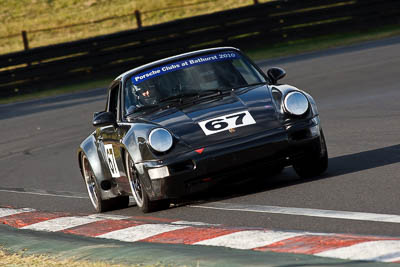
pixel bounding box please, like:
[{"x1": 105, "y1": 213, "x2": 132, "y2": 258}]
[{"x1": 78, "y1": 47, "x2": 328, "y2": 213}]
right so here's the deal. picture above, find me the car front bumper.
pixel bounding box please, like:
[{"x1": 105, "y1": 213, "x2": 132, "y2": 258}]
[{"x1": 135, "y1": 116, "x2": 323, "y2": 200}]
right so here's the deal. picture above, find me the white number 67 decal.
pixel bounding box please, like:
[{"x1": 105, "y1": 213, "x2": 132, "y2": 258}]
[{"x1": 198, "y1": 110, "x2": 256, "y2": 135}]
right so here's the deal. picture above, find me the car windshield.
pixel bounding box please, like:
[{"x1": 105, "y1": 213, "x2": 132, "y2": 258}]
[{"x1": 123, "y1": 51, "x2": 266, "y2": 115}]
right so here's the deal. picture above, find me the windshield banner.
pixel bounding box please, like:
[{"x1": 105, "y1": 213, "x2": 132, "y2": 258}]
[{"x1": 132, "y1": 52, "x2": 240, "y2": 85}]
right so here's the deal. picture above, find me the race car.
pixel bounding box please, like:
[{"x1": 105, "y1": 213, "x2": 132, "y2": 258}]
[{"x1": 78, "y1": 47, "x2": 328, "y2": 213}]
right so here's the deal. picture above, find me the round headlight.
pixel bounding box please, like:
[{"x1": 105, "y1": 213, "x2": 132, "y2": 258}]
[
  {"x1": 284, "y1": 91, "x2": 309, "y2": 116},
  {"x1": 148, "y1": 128, "x2": 173, "y2": 152}
]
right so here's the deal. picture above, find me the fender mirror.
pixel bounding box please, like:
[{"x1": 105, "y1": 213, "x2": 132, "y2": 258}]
[
  {"x1": 267, "y1": 67, "x2": 286, "y2": 85},
  {"x1": 93, "y1": 111, "x2": 116, "y2": 127}
]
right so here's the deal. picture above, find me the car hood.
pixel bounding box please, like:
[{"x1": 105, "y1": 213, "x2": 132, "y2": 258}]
[{"x1": 138, "y1": 85, "x2": 282, "y2": 149}]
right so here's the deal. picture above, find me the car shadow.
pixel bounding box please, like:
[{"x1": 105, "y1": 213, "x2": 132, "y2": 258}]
[{"x1": 173, "y1": 144, "x2": 400, "y2": 207}]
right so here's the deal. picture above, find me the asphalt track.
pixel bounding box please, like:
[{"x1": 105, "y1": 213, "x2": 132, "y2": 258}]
[{"x1": 1, "y1": 36, "x2": 400, "y2": 240}]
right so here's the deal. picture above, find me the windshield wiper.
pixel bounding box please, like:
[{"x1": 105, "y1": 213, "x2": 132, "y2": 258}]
[
  {"x1": 124, "y1": 104, "x2": 159, "y2": 117},
  {"x1": 159, "y1": 92, "x2": 199, "y2": 103},
  {"x1": 158, "y1": 88, "x2": 232, "y2": 106},
  {"x1": 231, "y1": 82, "x2": 267, "y2": 90},
  {"x1": 198, "y1": 89, "x2": 224, "y2": 96}
]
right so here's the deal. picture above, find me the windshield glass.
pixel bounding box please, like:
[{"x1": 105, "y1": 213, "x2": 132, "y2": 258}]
[{"x1": 124, "y1": 51, "x2": 266, "y2": 115}]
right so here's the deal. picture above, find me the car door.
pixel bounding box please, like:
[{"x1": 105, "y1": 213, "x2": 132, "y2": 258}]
[{"x1": 95, "y1": 81, "x2": 131, "y2": 194}]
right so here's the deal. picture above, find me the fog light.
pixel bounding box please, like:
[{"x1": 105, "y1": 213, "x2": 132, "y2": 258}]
[{"x1": 148, "y1": 166, "x2": 170, "y2": 179}]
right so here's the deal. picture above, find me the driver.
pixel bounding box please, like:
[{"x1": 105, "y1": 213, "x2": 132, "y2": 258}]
[{"x1": 134, "y1": 82, "x2": 160, "y2": 106}]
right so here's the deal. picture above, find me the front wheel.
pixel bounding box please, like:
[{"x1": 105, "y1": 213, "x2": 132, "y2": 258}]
[
  {"x1": 81, "y1": 153, "x2": 129, "y2": 212},
  {"x1": 125, "y1": 152, "x2": 169, "y2": 213},
  {"x1": 293, "y1": 130, "x2": 328, "y2": 178}
]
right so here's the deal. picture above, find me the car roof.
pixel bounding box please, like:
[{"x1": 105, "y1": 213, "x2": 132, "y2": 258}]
[{"x1": 114, "y1": 46, "x2": 241, "y2": 84}]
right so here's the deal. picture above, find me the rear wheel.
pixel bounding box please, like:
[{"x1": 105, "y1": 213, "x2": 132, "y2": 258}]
[
  {"x1": 125, "y1": 152, "x2": 169, "y2": 213},
  {"x1": 81, "y1": 153, "x2": 129, "y2": 212},
  {"x1": 293, "y1": 130, "x2": 328, "y2": 178}
]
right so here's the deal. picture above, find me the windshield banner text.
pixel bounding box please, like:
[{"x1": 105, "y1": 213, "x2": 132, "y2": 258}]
[{"x1": 132, "y1": 52, "x2": 240, "y2": 85}]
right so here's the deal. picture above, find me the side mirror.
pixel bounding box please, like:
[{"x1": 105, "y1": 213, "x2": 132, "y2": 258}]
[
  {"x1": 267, "y1": 67, "x2": 286, "y2": 85},
  {"x1": 92, "y1": 111, "x2": 116, "y2": 127}
]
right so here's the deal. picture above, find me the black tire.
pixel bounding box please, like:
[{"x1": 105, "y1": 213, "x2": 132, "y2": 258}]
[
  {"x1": 125, "y1": 152, "x2": 170, "y2": 213},
  {"x1": 81, "y1": 153, "x2": 129, "y2": 212},
  {"x1": 293, "y1": 130, "x2": 328, "y2": 178}
]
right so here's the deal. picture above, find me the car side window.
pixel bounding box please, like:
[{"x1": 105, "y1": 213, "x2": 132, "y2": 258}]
[{"x1": 107, "y1": 85, "x2": 119, "y2": 119}]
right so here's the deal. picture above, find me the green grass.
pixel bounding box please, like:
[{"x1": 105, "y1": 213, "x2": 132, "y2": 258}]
[
  {"x1": 0, "y1": 0, "x2": 266, "y2": 55},
  {"x1": 0, "y1": 248, "x2": 161, "y2": 267}
]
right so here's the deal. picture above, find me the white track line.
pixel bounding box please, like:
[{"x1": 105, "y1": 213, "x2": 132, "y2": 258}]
[
  {"x1": 316, "y1": 240, "x2": 400, "y2": 262},
  {"x1": 21, "y1": 216, "x2": 103, "y2": 232},
  {"x1": 194, "y1": 230, "x2": 304, "y2": 249},
  {"x1": 171, "y1": 220, "x2": 222, "y2": 226},
  {"x1": 0, "y1": 189, "x2": 88, "y2": 199},
  {"x1": 97, "y1": 224, "x2": 189, "y2": 242},
  {"x1": 88, "y1": 214, "x2": 132, "y2": 220},
  {"x1": 191, "y1": 202, "x2": 400, "y2": 224},
  {"x1": 0, "y1": 207, "x2": 34, "y2": 218}
]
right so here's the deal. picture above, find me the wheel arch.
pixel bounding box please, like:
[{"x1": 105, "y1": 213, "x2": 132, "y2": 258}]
[{"x1": 78, "y1": 134, "x2": 119, "y2": 200}]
